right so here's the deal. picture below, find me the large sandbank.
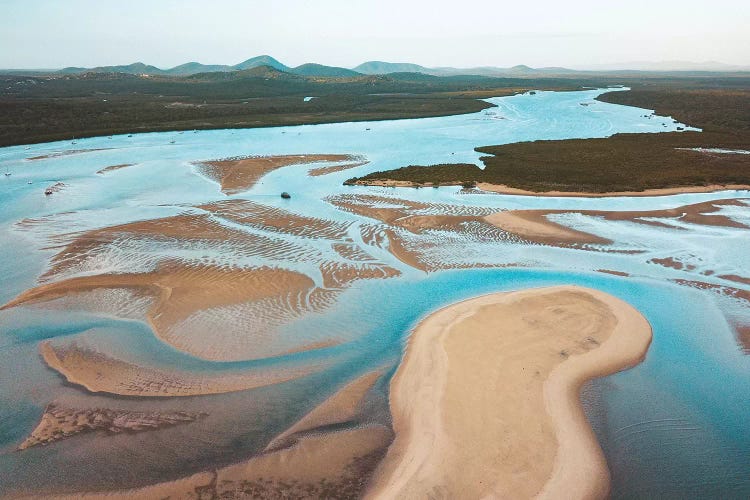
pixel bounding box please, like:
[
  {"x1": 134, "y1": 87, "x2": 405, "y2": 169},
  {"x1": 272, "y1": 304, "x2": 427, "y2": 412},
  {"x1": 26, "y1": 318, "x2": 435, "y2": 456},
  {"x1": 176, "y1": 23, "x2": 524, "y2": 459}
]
[{"x1": 367, "y1": 285, "x2": 652, "y2": 499}]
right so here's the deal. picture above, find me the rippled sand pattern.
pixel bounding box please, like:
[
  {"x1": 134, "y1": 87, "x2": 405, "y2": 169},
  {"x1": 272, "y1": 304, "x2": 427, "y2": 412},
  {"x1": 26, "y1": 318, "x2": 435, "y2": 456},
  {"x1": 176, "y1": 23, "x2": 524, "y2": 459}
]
[{"x1": 2, "y1": 90, "x2": 750, "y2": 498}]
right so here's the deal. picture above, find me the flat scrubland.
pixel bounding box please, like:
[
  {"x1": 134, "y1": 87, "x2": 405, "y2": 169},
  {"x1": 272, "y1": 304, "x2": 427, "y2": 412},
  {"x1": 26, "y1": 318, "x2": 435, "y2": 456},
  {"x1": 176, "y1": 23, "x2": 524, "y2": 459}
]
[
  {"x1": 347, "y1": 77, "x2": 750, "y2": 193},
  {"x1": 0, "y1": 67, "x2": 594, "y2": 147}
]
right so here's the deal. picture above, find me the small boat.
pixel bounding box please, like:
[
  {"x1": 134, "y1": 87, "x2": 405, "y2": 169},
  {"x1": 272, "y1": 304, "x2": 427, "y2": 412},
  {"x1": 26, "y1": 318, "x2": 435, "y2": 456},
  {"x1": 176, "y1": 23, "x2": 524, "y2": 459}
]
[
  {"x1": 280, "y1": 192, "x2": 291, "y2": 199},
  {"x1": 170, "y1": 140, "x2": 176, "y2": 144},
  {"x1": 44, "y1": 188, "x2": 53, "y2": 195},
  {"x1": 4, "y1": 172, "x2": 10, "y2": 177},
  {"x1": 127, "y1": 134, "x2": 133, "y2": 138}
]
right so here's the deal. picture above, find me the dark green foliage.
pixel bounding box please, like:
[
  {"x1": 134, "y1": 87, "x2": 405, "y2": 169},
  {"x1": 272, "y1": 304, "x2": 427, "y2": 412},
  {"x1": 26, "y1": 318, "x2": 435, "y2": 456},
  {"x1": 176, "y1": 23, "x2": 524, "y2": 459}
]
[
  {"x1": 348, "y1": 80, "x2": 750, "y2": 193},
  {"x1": 0, "y1": 69, "x2": 595, "y2": 147}
]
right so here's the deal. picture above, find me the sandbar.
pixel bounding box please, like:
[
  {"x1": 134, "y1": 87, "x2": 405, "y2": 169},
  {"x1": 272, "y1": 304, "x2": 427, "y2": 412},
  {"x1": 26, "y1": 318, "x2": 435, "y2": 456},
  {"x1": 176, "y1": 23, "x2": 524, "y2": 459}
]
[
  {"x1": 476, "y1": 182, "x2": 750, "y2": 198},
  {"x1": 366, "y1": 285, "x2": 652, "y2": 499},
  {"x1": 38, "y1": 341, "x2": 323, "y2": 397},
  {"x1": 195, "y1": 154, "x2": 360, "y2": 194},
  {"x1": 96, "y1": 163, "x2": 135, "y2": 174}
]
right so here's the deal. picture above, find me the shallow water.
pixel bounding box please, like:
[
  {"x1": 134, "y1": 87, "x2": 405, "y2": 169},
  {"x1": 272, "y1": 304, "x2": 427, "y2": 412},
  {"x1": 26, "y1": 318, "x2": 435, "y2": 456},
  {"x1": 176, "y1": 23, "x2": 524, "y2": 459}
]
[{"x1": 0, "y1": 88, "x2": 748, "y2": 497}]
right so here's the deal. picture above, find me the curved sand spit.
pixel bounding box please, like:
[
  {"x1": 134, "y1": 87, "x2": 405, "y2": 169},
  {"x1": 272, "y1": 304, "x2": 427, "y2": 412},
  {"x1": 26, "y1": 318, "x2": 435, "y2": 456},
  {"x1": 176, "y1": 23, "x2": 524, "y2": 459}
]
[{"x1": 366, "y1": 285, "x2": 652, "y2": 499}]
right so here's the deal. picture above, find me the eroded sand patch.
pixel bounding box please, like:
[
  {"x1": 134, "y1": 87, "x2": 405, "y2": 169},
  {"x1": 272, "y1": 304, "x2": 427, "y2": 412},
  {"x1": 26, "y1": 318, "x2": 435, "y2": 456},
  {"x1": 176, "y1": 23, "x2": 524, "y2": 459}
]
[{"x1": 17, "y1": 403, "x2": 206, "y2": 450}]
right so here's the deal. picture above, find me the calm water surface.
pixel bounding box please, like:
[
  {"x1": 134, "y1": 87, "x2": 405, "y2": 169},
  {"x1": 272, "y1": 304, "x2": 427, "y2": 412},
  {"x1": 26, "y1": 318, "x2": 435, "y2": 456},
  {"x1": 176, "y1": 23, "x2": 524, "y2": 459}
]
[{"x1": 0, "y1": 88, "x2": 748, "y2": 497}]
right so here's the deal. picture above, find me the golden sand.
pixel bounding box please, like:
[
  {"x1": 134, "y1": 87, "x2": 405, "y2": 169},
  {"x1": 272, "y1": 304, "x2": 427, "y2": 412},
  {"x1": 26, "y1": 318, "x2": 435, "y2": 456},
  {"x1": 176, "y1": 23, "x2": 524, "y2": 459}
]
[{"x1": 367, "y1": 286, "x2": 652, "y2": 499}]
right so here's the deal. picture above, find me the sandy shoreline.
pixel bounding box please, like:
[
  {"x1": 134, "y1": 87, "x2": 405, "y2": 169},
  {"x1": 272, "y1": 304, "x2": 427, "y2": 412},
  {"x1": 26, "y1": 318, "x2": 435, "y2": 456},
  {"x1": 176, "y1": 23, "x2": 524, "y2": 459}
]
[
  {"x1": 366, "y1": 285, "x2": 652, "y2": 499},
  {"x1": 347, "y1": 179, "x2": 750, "y2": 197},
  {"x1": 477, "y1": 182, "x2": 750, "y2": 198},
  {"x1": 195, "y1": 154, "x2": 360, "y2": 194}
]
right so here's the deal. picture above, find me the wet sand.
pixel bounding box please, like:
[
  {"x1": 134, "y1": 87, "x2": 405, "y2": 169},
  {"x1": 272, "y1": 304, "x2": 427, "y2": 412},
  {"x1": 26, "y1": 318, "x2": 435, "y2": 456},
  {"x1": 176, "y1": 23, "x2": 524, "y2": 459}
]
[
  {"x1": 46, "y1": 425, "x2": 392, "y2": 500},
  {"x1": 477, "y1": 182, "x2": 750, "y2": 198},
  {"x1": 96, "y1": 163, "x2": 135, "y2": 174},
  {"x1": 485, "y1": 210, "x2": 610, "y2": 246},
  {"x1": 39, "y1": 341, "x2": 323, "y2": 397},
  {"x1": 3, "y1": 264, "x2": 330, "y2": 361},
  {"x1": 367, "y1": 286, "x2": 652, "y2": 499},
  {"x1": 308, "y1": 157, "x2": 369, "y2": 177},
  {"x1": 485, "y1": 199, "x2": 749, "y2": 249},
  {"x1": 26, "y1": 148, "x2": 114, "y2": 161},
  {"x1": 35, "y1": 371, "x2": 390, "y2": 499},
  {"x1": 195, "y1": 154, "x2": 359, "y2": 194},
  {"x1": 18, "y1": 404, "x2": 205, "y2": 450}
]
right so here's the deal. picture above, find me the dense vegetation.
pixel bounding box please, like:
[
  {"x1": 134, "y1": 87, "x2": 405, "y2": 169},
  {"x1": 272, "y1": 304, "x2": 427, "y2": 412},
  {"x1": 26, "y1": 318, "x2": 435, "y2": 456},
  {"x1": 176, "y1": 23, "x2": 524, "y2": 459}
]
[
  {"x1": 0, "y1": 67, "x2": 595, "y2": 147},
  {"x1": 347, "y1": 78, "x2": 750, "y2": 193}
]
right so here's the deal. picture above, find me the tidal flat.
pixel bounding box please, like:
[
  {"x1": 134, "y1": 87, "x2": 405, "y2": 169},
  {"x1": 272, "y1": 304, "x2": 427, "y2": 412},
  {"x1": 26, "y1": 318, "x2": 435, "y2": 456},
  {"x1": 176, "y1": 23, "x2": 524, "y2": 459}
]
[{"x1": 0, "y1": 88, "x2": 748, "y2": 498}]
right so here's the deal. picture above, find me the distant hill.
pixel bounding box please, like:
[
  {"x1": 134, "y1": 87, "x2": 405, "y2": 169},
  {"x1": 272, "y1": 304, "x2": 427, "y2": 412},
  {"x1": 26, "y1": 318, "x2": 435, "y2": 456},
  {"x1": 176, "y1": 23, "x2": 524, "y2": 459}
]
[
  {"x1": 354, "y1": 61, "x2": 432, "y2": 75},
  {"x1": 232, "y1": 55, "x2": 289, "y2": 72},
  {"x1": 290, "y1": 63, "x2": 361, "y2": 77},
  {"x1": 64, "y1": 62, "x2": 168, "y2": 75},
  {"x1": 187, "y1": 65, "x2": 300, "y2": 81},
  {"x1": 166, "y1": 62, "x2": 232, "y2": 76},
  {"x1": 15, "y1": 55, "x2": 747, "y2": 78}
]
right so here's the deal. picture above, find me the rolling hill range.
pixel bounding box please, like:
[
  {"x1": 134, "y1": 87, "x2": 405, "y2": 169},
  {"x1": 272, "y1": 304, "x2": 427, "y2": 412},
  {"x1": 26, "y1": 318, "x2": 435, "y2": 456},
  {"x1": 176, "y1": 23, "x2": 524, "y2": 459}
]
[{"x1": 44, "y1": 56, "x2": 749, "y2": 79}]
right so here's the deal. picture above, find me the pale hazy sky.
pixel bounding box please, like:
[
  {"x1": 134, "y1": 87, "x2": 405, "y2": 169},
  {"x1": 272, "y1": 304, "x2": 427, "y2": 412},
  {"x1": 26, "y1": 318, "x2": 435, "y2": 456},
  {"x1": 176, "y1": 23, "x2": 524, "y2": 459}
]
[{"x1": 1, "y1": 0, "x2": 748, "y2": 69}]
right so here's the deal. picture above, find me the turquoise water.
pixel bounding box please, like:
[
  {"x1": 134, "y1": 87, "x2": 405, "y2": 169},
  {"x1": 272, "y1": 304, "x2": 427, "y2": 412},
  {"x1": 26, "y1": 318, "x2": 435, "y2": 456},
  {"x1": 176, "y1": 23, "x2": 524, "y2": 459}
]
[{"x1": 0, "y1": 88, "x2": 748, "y2": 497}]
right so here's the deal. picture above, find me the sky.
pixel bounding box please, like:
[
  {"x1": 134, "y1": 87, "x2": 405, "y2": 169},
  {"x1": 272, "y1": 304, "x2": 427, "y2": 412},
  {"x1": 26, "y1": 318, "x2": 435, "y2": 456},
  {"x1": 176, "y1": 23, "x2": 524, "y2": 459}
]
[{"x1": 0, "y1": 0, "x2": 748, "y2": 69}]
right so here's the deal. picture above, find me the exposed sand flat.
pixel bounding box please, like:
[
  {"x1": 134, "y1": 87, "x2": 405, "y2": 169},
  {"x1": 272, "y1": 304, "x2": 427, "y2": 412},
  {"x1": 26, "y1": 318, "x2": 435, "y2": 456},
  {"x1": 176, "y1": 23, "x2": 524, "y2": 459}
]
[
  {"x1": 308, "y1": 157, "x2": 369, "y2": 177},
  {"x1": 477, "y1": 182, "x2": 750, "y2": 198},
  {"x1": 596, "y1": 269, "x2": 631, "y2": 277},
  {"x1": 649, "y1": 256, "x2": 695, "y2": 271},
  {"x1": 485, "y1": 210, "x2": 610, "y2": 246},
  {"x1": 18, "y1": 403, "x2": 205, "y2": 450},
  {"x1": 26, "y1": 148, "x2": 114, "y2": 161},
  {"x1": 195, "y1": 154, "x2": 359, "y2": 194},
  {"x1": 3, "y1": 264, "x2": 328, "y2": 361},
  {"x1": 367, "y1": 286, "x2": 652, "y2": 500},
  {"x1": 383, "y1": 228, "x2": 428, "y2": 272},
  {"x1": 96, "y1": 163, "x2": 135, "y2": 174},
  {"x1": 265, "y1": 371, "x2": 383, "y2": 451},
  {"x1": 42, "y1": 425, "x2": 393, "y2": 499},
  {"x1": 736, "y1": 324, "x2": 750, "y2": 353},
  {"x1": 672, "y1": 279, "x2": 750, "y2": 304},
  {"x1": 39, "y1": 341, "x2": 322, "y2": 397},
  {"x1": 719, "y1": 274, "x2": 750, "y2": 286},
  {"x1": 485, "y1": 199, "x2": 749, "y2": 249},
  {"x1": 200, "y1": 199, "x2": 353, "y2": 240},
  {"x1": 319, "y1": 261, "x2": 401, "y2": 289}
]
